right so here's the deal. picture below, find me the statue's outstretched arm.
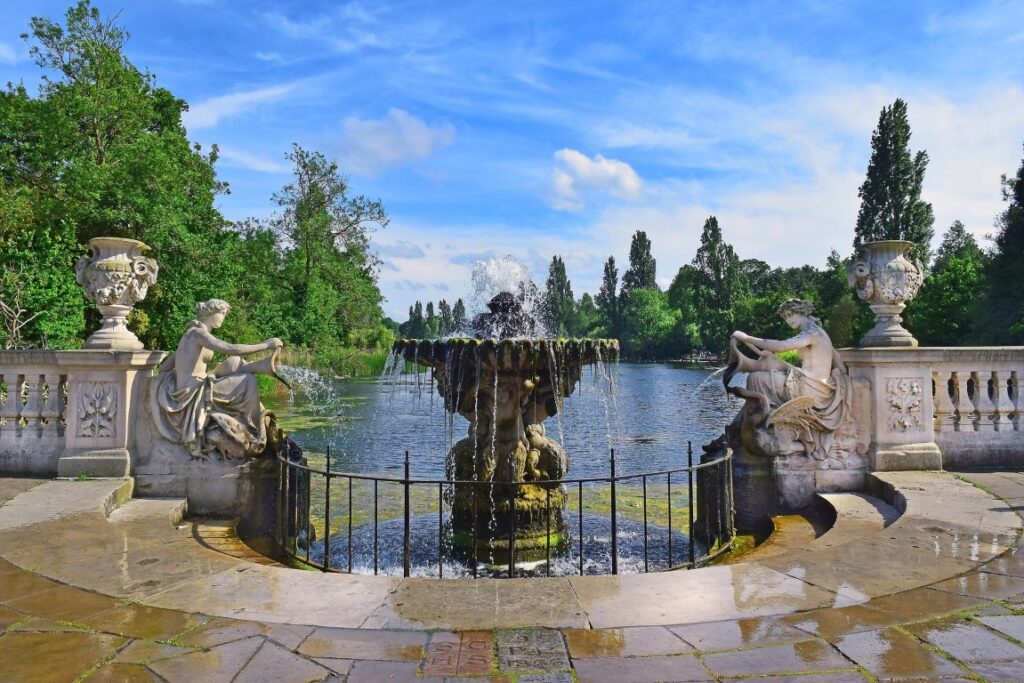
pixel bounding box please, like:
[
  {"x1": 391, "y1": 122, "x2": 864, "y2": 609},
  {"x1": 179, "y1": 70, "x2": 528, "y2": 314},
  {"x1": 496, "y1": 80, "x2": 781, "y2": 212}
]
[
  {"x1": 194, "y1": 328, "x2": 278, "y2": 357},
  {"x1": 734, "y1": 330, "x2": 811, "y2": 354}
]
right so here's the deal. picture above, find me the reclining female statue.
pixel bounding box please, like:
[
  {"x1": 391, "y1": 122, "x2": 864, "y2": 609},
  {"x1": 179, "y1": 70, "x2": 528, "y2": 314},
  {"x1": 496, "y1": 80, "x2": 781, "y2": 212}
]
[
  {"x1": 724, "y1": 299, "x2": 850, "y2": 460},
  {"x1": 152, "y1": 299, "x2": 283, "y2": 461}
]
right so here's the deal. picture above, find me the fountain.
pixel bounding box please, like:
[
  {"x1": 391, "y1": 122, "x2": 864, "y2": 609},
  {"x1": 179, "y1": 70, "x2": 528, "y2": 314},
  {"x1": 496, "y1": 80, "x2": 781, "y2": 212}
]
[{"x1": 393, "y1": 287, "x2": 618, "y2": 562}]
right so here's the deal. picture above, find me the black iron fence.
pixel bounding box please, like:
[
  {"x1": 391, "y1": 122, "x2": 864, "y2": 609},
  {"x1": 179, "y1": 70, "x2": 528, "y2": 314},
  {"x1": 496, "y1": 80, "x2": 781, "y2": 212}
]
[{"x1": 274, "y1": 443, "x2": 734, "y2": 578}]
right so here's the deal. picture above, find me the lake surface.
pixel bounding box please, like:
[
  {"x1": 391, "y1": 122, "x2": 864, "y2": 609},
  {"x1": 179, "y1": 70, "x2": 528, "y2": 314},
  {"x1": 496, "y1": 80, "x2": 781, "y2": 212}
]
[{"x1": 268, "y1": 362, "x2": 744, "y2": 479}]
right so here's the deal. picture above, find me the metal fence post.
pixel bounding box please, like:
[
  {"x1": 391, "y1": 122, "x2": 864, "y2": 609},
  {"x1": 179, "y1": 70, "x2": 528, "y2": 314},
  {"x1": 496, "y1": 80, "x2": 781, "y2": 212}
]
[
  {"x1": 403, "y1": 450, "x2": 411, "y2": 578},
  {"x1": 610, "y1": 449, "x2": 618, "y2": 575},
  {"x1": 324, "y1": 445, "x2": 331, "y2": 571},
  {"x1": 688, "y1": 442, "x2": 696, "y2": 567}
]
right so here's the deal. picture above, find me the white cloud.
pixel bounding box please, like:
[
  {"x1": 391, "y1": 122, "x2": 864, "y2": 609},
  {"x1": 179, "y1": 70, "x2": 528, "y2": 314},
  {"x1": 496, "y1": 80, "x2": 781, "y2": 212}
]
[
  {"x1": 0, "y1": 42, "x2": 18, "y2": 64},
  {"x1": 548, "y1": 149, "x2": 643, "y2": 212},
  {"x1": 183, "y1": 83, "x2": 296, "y2": 130},
  {"x1": 218, "y1": 146, "x2": 291, "y2": 174},
  {"x1": 337, "y1": 108, "x2": 455, "y2": 176}
]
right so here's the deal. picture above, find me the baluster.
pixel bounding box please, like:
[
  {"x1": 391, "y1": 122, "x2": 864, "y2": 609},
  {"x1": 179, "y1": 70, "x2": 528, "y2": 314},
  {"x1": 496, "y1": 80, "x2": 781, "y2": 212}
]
[
  {"x1": 0, "y1": 373, "x2": 22, "y2": 439},
  {"x1": 22, "y1": 374, "x2": 45, "y2": 437},
  {"x1": 991, "y1": 371, "x2": 1014, "y2": 431},
  {"x1": 974, "y1": 371, "x2": 997, "y2": 431},
  {"x1": 932, "y1": 370, "x2": 956, "y2": 433},
  {"x1": 952, "y1": 371, "x2": 976, "y2": 432},
  {"x1": 40, "y1": 373, "x2": 64, "y2": 437},
  {"x1": 1011, "y1": 371, "x2": 1021, "y2": 431}
]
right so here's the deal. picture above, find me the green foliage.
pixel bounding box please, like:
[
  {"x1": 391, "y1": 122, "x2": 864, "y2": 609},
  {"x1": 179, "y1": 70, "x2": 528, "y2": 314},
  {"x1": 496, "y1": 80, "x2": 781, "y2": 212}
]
[
  {"x1": 621, "y1": 230, "x2": 657, "y2": 295},
  {"x1": 618, "y1": 288, "x2": 679, "y2": 359},
  {"x1": 853, "y1": 98, "x2": 934, "y2": 267},
  {"x1": 541, "y1": 255, "x2": 574, "y2": 335},
  {"x1": 595, "y1": 256, "x2": 619, "y2": 337},
  {"x1": 979, "y1": 147, "x2": 1024, "y2": 343}
]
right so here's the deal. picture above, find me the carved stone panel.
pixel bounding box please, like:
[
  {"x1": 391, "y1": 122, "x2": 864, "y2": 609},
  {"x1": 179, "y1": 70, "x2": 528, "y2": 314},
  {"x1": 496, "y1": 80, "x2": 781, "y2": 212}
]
[
  {"x1": 77, "y1": 382, "x2": 117, "y2": 438},
  {"x1": 886, "y1": 377, "x2": 923, "y2": 432}
]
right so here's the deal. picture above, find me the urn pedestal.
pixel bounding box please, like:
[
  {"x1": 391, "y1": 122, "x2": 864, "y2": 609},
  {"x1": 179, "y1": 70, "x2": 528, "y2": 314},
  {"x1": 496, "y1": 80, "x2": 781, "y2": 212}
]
[
  {"x1": 75, "y1": 237, "x2": 159, "y2": 351},
  {"x1": 847, "y1": 240, "x2": 924, "y2": 348}
]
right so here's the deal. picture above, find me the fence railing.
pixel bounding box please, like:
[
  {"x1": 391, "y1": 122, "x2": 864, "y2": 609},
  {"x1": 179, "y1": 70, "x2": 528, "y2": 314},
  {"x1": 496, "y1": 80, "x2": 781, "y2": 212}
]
[{"x1": 275, "y1": 443, "x2": 735, "y2": 578}]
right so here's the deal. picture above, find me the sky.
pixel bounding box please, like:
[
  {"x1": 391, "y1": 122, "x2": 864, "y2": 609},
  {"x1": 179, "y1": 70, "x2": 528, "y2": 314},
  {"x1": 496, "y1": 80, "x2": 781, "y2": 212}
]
[{"x1": 2, "y1": 1, "x2": 1023, "y2": 320}]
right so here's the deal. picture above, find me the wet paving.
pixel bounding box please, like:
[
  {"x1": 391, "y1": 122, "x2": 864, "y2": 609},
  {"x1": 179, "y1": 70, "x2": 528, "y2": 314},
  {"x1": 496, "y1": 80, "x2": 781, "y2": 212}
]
[{"x1": 3, "y1": 471, "x2": 1024, "y2": 681}]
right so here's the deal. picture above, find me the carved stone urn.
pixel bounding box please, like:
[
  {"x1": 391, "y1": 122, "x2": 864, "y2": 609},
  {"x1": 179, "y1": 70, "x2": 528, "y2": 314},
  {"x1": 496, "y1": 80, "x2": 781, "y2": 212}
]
[
  {"x1": 75, "y1": 237, "x2": 159, "y2": 350},
  {"x1": 847, "y1": 240, "x2": 924, "y2": 347}
]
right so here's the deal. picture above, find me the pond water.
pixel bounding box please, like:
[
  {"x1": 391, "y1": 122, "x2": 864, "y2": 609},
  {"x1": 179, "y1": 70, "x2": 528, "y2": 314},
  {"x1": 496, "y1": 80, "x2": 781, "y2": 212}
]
[{"x1": 267, "y1": 362, "x2": 744, "y2": 479}]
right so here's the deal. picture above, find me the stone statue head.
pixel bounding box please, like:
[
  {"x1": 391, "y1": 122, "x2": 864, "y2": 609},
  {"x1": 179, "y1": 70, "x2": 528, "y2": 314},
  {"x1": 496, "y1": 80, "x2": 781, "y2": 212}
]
[
  {"x1": 777, "y1": 299, "x2": 820, "y2": 327},
  {"x1": 194, "y1": 299, "x2": 231, "y2": 327}
]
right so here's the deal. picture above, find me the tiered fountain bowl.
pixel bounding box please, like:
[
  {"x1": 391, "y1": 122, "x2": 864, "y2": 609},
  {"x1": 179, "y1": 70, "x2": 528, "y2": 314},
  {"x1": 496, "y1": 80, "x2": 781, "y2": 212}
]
[{"x1": 393, "y1": 297, "x2": 618, "y2": 562}]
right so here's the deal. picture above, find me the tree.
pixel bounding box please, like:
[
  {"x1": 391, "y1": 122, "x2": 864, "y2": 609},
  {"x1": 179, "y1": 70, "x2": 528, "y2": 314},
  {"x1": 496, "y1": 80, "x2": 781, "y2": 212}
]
[
  {"x1": 853, "y1": 98, "x2": 934, "y2": 266},
  {"x1": 595, "y1": 256, "x2": 619, "y2": 336},
  {"x1": 437, "y1": 299, "x2": 453, "y2": 337},
  {"x1": 621, "y1": 230, "x2": 657, "y2": 295},
  {"x1": 908, "y1": 221, "x2": 986, "y2": 345},
  {"x1": 570, "y1": 293, "x2": 601, "y2": 337},
  {"x1": 542, "y1": 255, "x2": 574, "y2": 335},
  {"x1": 980, "y1": 146, "x2": 1024, "y2": 343},
  {"x1": 618, "y1": 288, "x2": 679, "y2": 359},
  {"x1": 451, "y1": 298, "x2": 468, "y2": 335},
  {"x1": 690, "y1": 216, "x2": 744, "y2": 352}
]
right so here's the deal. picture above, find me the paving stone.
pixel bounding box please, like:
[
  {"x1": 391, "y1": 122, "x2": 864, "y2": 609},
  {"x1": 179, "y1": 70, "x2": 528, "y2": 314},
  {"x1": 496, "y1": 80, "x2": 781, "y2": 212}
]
[
  {"x1": 669, "y1": 617, "x2": 810, "y2": 650},
  {"x1": 701, "y1": 639, "x2": 853, "y2": 677},
  {"x1": 422, "y1": 631, "x2": 461, "y2": 676},
  {"x1": 348, "y1": 659, "x2": 425, "y2": 682},
  {"x1": 148, "y1": 636, "x2": 264, "y2": 681},
  {"x1": 979, "y1": 548, "x2": 1024, "y2": 577},
  {"x1": 113, "y1": 639, "x2": 195, "y2": 664},
  {"x1": 456, "y1": 630, "x2": 493, "y2": 675},
  {"x1": 174, "y1": 616, "x2": 268, "y2": 647},
  {"x1": 1, "y1": 584, "x2": 121, "y2": 622},
  {"x1": 517, "y1": 674, "x2": 573, "y2": 683},
  {"x1": 298, "y1": 626, "x2": 425, "y2": 660},
  {"x1": 0, "y1": 570, "x2": 59, "y2": 603},
  {"x1": 978, "y1": 614, "x2": 1024, "y2": 641},
  {"x1": 263, "y1": 622, "x2": 315, "y2": 650},
  {"x1": 571, "y1": 654, "x2": 712, "y2": 682},
  {"x1": 496, "y1": 628, "x2": 569, "y2": 672},
  {"x1": 564, "y1": 625, "x2": 691, "y2": 658},
  {"x1": 966, "y1": 660, "x2": 1024, "y2": 681},
  {"x1": 909, "y1": 618, "x2": 1024, "y2": 662},
  {"x1": 834, "y1": 626, "x2": 963, "y2": 680},
  {"x1": 0, "y1": 631, "x2": 127, "y2": 683},
  {"x1": 86, "y1": 662, "x2": 164, "y2": 682},
  {"x1": 779, "y1": 586, "x2": 980, "y2": 639},
  {"x1": 928, "y1": 572, "x2": 1024, "y2": 600},
  {"x1": 85, "y1": 603, "x2": 209, "y2": 640},
  {"x1": 972, "y1": 602, "x2": 1018, "y2": 616},
  {"x1": 235, "y1": 639, "x2": 332, "y2": 682}
]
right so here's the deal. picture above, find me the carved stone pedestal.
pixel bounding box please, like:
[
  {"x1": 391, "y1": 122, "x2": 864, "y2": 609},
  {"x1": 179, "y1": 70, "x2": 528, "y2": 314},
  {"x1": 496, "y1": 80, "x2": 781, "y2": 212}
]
[
  {"x1": 842, "y1": 348, "x2": 943, "y2": 471},
  {"x1": 56, "y1": 350, "x2": 165, "y2": 478}
]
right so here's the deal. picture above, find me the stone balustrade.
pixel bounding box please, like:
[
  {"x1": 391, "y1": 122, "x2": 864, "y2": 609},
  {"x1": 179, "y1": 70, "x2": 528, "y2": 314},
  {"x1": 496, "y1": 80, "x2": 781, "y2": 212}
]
[
  {"x1": 0, "y1": 349, "x2": 164, "y2": 477},
  {"x1": 0, "y1": 351, "x2": 67, "y2": 475},
  {"x1": 842, "y1": 346, "x2": 1024, "y2": 471},
  {"x1": 928, "y1": 348, "x2": 1022, "y2": 467}
]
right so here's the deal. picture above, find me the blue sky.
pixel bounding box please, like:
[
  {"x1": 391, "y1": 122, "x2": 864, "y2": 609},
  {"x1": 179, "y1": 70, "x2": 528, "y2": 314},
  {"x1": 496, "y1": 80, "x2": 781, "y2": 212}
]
[{"x1": 2, "y1": 1, "x2": 1023, "y2": 319}]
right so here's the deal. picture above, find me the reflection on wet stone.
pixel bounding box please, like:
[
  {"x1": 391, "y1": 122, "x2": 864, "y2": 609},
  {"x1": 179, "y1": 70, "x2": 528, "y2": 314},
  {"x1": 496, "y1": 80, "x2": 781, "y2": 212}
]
[{"x1": 496, "y1": 628, "x2": 570, "y2": 672}]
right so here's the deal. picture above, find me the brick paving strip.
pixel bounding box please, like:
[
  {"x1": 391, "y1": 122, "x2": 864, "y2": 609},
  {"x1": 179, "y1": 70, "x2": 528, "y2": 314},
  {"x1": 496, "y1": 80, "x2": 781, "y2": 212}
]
[{"x1": 5, "y1": 471, "x2": 1024, "y2": 680}]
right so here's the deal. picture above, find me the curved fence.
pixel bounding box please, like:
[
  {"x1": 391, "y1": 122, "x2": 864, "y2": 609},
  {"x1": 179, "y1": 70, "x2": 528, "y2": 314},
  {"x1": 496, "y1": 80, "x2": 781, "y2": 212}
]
[{"x1": 274, "y1": 443, "x2": 734, "y2": 578}]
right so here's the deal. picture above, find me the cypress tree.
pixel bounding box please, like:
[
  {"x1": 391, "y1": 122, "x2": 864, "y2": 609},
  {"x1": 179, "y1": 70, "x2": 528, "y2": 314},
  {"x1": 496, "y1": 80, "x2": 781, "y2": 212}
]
[
  {"x1": 621, "y1": 230, "x2": 657, "y2": 294},
  {"x1": 595, "y1": 256, "x2": 619, "y2": 336},
  {"x1": 853, "y1": 98, "x2": 934, "y2": 266},
  {"x1": 981, "y1": 146, "x2": 1024, "y2": 342},
  {"x1": 542, "y1": 255, "x2": 574, "y2": 335}
]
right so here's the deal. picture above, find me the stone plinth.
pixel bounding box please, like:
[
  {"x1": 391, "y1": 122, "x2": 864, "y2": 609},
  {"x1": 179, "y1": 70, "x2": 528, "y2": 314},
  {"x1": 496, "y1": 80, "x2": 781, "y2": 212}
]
[
  {"x1": 56, "y1": 350, "x2": 166, "y2": 478},
  {"x1": 841, "y1": 347, "x2": 942, "y2": 471}
]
